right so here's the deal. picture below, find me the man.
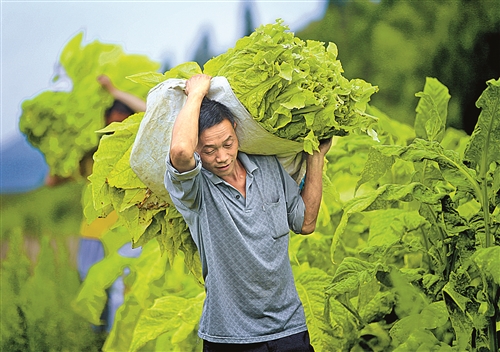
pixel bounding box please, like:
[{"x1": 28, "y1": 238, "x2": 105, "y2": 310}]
[{"x1": 164, "y1": 74, "x2": 331, "y2": 351}]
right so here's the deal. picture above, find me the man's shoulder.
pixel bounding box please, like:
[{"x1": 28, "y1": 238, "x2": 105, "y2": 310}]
[
  {"x1": 240, "y1": 152, "x2": 278, "y2": 168},
  {"x1": 244, "y1": 153, "x2": 277, "y2": 162}
]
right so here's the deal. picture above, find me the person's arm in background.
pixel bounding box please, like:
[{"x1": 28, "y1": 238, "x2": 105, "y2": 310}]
[
  {"x1": 299, "y1": 138, "x2": 332, "y2": 234},
  {"x1": 97, "y1": 75, "x2": 146, "y2": 112},
  {"x1": 169, "y1": 74, "x2": 212, "y2": 173}
]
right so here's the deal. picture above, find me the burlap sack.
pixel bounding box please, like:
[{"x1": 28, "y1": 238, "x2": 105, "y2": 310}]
[{"x1": 129, "y1": 76, "x2": 306, "y2": 201}]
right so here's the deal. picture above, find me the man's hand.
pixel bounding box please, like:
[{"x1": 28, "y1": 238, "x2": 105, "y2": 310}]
[
  {"x1": 317, "y1": 138, "x2": 333, "y2": 157},
  {"x1": 185, "y1": 74, "x2": 212, "y2": 98},
  {"x1": 97, "y1": 74, "x2": 114, "y2": 92},
  {"x1": 96, "y1": 74, "x2": 146, "y2": 113}
]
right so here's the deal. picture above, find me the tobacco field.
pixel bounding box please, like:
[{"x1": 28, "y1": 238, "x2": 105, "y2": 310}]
[{"x1": 1, "y1": 8, "x2": 499, "y2": 352}]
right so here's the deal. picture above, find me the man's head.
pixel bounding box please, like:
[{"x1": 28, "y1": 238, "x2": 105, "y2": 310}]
[
  {"x1": 105, "y1": 100, "x2": 135, "y2": 125},
  {"x1": 197, "y1": 98, "x2": 239, "y2": 178},
  {"x1": 198, "y1": 97, "x2": 236, "y2": 135}
]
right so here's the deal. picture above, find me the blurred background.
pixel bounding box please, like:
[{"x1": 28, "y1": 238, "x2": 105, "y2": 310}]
[
  {"x1": 1, "y1": 0, "x2": 326, "y2": 193},
  {"x1": 1, "y1": 0, "x2": 499, "y2": 351},
  {"x1": 2, "y1": 0, "x2": 499, "y2": 193}
]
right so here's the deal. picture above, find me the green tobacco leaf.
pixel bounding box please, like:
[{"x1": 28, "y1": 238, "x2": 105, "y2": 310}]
[
  {"x1": 127, "y1": 61, "x2": 202, "y2": 88},
  {"x1": 203, "y1": 19, "x2": 378, "y2": 150},
  {"x1": 377, "y1": 139, "x2": 482, "y2": 203},
  {"x1": 326, "y1": 257, "x2": 378, "y2": 298},
  {"x1": 72, "y1": 251, "x2": 133, "y2": 325},
  {"x1": 464, "y1": 78, "x2": 500, "y2": 171},
  {"x1": 414, "y1": 77, "x2": 450, "y2": 143},
  {"x1": 359, "y1": 291, "x2": 395, "y2": 324},
  {"x1": 470, "y1": 247, "x2": 500, "y2": 284},
  {"x1": 419, "y1": 301, "x2": 449, "y2": 329},
  {"x1": 126, "y1": 241, "x2": 170, "y2": 305},
  {"x1": 365, "y1": 209, "x2": 429, "y2": 248},
  {"x1": 367, "y1": 104, "x2": 416, "y2": 146},
  {"x1": 126, "y1": 72, "x2": 169, "y2": 88},
  {"x1": 129, "y1": 296, "x2": 188, "y2": 351},
  {"x1": 356, "y1": 147, "x2": 394, "y2": 191},
  {"x1": 442, "y1": 280, "x2": 470, "y2": 314},
  {"x1": 103, "y1": 294, "x2": 143, "y2": 352},
  {"x1": 442, "y1": 278, "x2": 476, "y2": 351},
  {"x1": 295, "y1": 268, "x2": 337, "y2": 350},
  {"x1": 446, "y1": 308, "x2": 473, "y2": 352},
  {"x1": 88, "y1": 113, "x2": 145, "y2": 214},
  {"x1": 82, "y1": 182, "x2": 110, "y2": 224},
  {"x1": 129, "y1": 293, "x2": 204, "y2": 352},
  {"x1": 331, "y1": 182, "x2": 442, "y2": 263},
  {"x1": 391, "y1": 327, "x2": 452, "y2": 352}
]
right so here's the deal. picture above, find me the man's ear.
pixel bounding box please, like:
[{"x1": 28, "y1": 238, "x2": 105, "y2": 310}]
[{"x1": 233, "y1": 122, "x2": 237, "y2": 130}]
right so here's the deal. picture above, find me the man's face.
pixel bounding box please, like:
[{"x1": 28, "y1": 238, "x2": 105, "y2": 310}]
[
  {"x1": 106, "y1": 110, "x2": 130, "y2": 125},
  {"x1": 196, "y1": 119, "x2": 239, "y2": 178}
]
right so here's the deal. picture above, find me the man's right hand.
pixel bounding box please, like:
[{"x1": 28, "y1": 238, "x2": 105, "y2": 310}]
[{"x1": 185, "y1": 74, "x2": 212, "y2": 97}]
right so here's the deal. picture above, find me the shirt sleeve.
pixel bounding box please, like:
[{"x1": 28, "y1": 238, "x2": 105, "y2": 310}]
[
  {"x1": 277, "y1": 158, "x2": 305, "y2": 234},
  {"x1": 164, "y1": 151, "x2": 203, "y2": 212}
]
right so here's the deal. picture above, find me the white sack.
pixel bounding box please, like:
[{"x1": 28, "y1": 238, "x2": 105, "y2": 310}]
[{"x1": 129, "y1": 76, "x2": 306, "y2": 201}]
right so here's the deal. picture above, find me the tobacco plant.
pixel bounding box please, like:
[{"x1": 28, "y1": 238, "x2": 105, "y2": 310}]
[{"x1": 324, "y1": 77, "x2": 500, "y2": 351}]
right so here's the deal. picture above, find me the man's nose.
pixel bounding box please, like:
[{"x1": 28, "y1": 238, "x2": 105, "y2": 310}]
[{"x1": 215, "y1": 149, "x2": 227, "y2": 162}]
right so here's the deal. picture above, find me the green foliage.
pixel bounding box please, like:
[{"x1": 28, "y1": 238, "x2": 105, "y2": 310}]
[
  {"x1": 298, "y1": 0, "x2": 500, "y2": 133},
  {"x1": 1, "y1": 229, "x2": 103, "y2": 351},
  {"x1": 203, "y1": 19, "x2": 378, "y2": 153},
  {"x1": 83, "y1": 112, "x2": 202, "y2": 279},
  {"x1": 324, "y1": 77, "x2": 499, "y2": 351},
  {"x1": 72, "y1": 236, "x2": 204, "y2": 352},
  {"x1": 127, "y1": 61, "x2": 202, "y2": 88},
  {"x1": 19, "y1": 32, "x2": 159, "y2": 179},
  {"x1": 78, "y1": 18, "x2": 499, "y2": 352},
  {"x1": 85, "y1": 20, "x2": 378, "y2": 280},
  {"x1": 0, "y1": 181, "x2": 84, "y2": 241},
  {"x1": 130, "y1": 21, "x2": 378, "y2": 154}
]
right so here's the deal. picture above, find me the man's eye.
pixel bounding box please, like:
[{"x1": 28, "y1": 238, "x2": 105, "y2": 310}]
[
  {"x1": 224, "y1": 143, "x2": 233, "y2": 148},
  {"x1": 205, "y1": 149, "x2": 215, "y2": 155}
]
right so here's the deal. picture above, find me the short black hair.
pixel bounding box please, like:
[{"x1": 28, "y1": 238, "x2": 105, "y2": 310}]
[
  {"x1": 104, "y1": 100, "x2": 135, "y2": 119},
  {"x1": 199, "y1": 97, "x2": 236, "y2": 134}
]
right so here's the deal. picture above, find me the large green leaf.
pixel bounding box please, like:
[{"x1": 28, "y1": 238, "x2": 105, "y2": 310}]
[
  {"x1": 331, "y1": 182, "x2": 443, "y2": 262},
  {"x1": 365, "y1": 208, "x2": 429, "y2": 247},
  {"x1": 295, "y1": 268, "x2": 337, "y2": 351},
  {"x1": 414, "y1": 77, "x2": 450, "y2": 143},
  {"x1": 129, "y1": 293, "x2": 204, "y2": 352},
  {"x1": 72, "y1": 250, "x2": 133, "y2": 325},
  {"x1": 126, "y1": 61, "x2": 202, "y2": 88},
  {"x1": 470, "y1": 247, "x2": 500, "y2": 285},
  {"x1": 376, "y1": 139, "x2": 482, "y2": 203},
  {"x1": 464, "y1": 78, "x2": 500, "y2": 171},
  {"x1": 390, "y1": 301, "x2": 449, "y2": 347}
]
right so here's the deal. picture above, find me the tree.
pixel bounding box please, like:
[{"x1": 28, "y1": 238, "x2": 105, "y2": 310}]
[{"x1": 297, "y1": 0, "x2": 500, "y2": 133}]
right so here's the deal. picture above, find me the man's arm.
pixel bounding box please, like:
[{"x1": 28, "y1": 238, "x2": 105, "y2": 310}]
[
  {"x1": 169, "y1": 74, "x2": 212, "y2": 173},
  {"x1": 300, "y1": 139, "x2": 332, "y2": 234},
  {"x1": 97, "y1": 75, "x2": 147, "y2": 112}
]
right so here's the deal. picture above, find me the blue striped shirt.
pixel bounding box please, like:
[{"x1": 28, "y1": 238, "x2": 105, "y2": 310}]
[{"x1": 164, "y1": 152, "x2": 307, "y2": 344}]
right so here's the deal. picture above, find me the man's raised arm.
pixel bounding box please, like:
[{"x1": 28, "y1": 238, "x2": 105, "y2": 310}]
[{"x1": 169, "y1": 74, "x2": 212, "y2": 173}]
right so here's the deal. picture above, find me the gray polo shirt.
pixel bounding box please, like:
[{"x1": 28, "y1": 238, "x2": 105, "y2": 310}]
[{"x1": 164, "y1": 152, "x2": 307, "y2": 344}]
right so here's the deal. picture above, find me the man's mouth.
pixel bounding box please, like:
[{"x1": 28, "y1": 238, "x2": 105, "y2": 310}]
[{"x1": 217, "y1": 164, "x2": 230, "y2": 171}]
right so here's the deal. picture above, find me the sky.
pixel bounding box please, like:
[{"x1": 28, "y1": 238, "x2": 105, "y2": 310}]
[{"x1": 0, "y1": 0, "x2": 328, "y2": 147}]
